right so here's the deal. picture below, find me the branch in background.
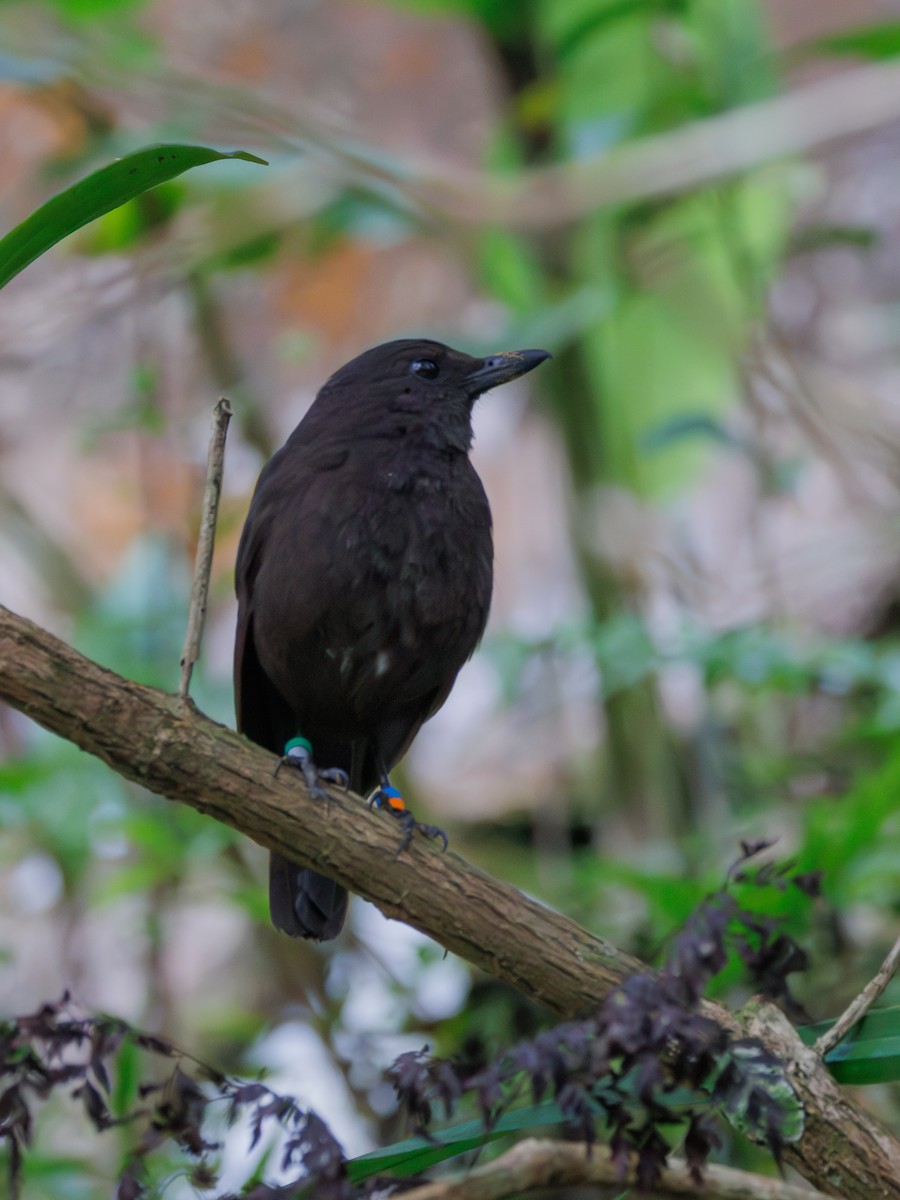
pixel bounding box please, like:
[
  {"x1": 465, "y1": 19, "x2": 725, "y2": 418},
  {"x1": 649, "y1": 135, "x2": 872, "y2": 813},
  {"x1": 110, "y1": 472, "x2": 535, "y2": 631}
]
[
  {"x1": 815, "y1": 935, "x2": 900, "y2": 1059},
  {"x1": 179, "y1": 397, "x2": 232, "y2": 699},
  {"x1": 0, "y1": 604, "x2": 898, "y2": 1198},
  {"x1": 399, "y1": 1137, "x2": 835, "y2": 1200},
  {"x1": 89, "y1": 58, "x2": 900, "y2": 230}
]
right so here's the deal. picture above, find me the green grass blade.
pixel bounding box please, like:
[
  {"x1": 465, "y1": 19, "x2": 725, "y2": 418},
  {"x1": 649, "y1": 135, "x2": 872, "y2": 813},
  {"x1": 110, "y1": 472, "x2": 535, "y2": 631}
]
[
  {"x1": 346, "y1": 1101, "x2": 566, "y2": 1183},
  {"x1": 0, "y1": 143, "x2": 267, "y2": 290}
]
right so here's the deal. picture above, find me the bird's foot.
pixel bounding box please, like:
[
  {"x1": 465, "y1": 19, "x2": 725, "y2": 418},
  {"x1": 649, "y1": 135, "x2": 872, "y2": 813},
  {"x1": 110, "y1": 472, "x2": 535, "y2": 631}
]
[
  {"x1": 369, "y1": 785, "x2": 448, "y2": 854},
  {"x1": 274, "y1": 737, "x2": 349, "y2": 801}
]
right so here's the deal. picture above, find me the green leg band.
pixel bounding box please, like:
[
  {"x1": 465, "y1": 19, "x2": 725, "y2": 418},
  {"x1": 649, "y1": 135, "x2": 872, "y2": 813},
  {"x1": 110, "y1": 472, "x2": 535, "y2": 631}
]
[{"x1": 285, "y1": 736, "x2": 313, "y2": 756}]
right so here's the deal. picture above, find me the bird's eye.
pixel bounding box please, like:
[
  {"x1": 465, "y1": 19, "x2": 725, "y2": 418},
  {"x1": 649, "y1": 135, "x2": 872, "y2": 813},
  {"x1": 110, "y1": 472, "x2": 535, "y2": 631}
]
[{"x1": 410, "y1": 359, "x2": 439, "y2": 380}]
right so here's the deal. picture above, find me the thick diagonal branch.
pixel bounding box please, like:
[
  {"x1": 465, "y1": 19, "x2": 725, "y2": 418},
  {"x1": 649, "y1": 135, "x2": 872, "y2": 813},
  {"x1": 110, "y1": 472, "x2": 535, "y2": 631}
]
[
  {"x1": 0, "y1": 604, "x2": 897, "y2": 1198},
  {"x1": 0, "y1": 604, "x2": 632, "y2": 1011}
]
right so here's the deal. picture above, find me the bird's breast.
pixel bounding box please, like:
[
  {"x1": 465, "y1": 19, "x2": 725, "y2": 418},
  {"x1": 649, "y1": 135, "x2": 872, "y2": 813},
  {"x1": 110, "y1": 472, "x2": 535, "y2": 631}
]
[
  {"x1": 359, "y1": 463, "x2": 491, "y2": 617},
  {"x1": 251, "y1": 449, "x2": 493, "y2": 735},
  {"x1": 327, "y1": 459, "x2": 493, "y2": 701}
]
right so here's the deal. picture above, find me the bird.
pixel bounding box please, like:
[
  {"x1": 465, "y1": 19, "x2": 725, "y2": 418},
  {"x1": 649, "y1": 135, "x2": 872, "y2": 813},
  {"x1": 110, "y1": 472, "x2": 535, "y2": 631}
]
[{"x1": 234, "y1": 338, "x2": 551, "y2": 940}]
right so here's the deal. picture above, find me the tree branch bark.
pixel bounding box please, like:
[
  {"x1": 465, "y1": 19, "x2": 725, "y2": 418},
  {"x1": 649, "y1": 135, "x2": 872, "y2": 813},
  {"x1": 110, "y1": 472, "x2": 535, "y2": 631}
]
[
  {"x1": 398, "y1": 1137, "x2": 835, "y2": 1200},
  {"x1": 0, "y1": 605, "x2": 635, "y2": 1010},
  {"x1": 0, "y1": 604, "x2": 897, "y2": 1198}
]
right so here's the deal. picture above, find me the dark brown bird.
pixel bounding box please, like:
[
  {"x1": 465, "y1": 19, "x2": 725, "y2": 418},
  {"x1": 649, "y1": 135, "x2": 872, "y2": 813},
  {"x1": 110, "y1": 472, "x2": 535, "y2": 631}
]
[{"x1": 234, "y1": 339, "x2": 550, "y2": 939}]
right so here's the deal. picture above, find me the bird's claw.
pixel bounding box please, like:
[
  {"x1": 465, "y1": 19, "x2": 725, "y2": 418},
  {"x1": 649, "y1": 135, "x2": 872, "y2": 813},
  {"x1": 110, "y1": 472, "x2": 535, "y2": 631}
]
[
  {"x1": 370, "y1": 786, "x2": 448, "y2": 854},
  {"x1": 413, "y1": 822, "x2": 449, "y2": 853},
  {"x1": 318, "y1": 767, "x2": 350, "y2": 790},
  {"x1": 275, "y1": 743, "x2": 347, "y2": 802}
]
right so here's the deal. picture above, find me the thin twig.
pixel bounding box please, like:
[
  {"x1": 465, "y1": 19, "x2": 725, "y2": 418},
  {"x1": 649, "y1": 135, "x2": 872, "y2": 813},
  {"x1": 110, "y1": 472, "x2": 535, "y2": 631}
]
[
  {"x1": 179, "y1": 398, "x2": 232, "y2": 698},
  {"x1": 815, "y1": 934, "x2": 900, "y2": 1059}
]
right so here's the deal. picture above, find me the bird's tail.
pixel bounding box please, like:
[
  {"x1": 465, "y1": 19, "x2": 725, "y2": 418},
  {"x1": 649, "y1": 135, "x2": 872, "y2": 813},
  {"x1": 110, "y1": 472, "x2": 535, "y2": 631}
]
[
  {"x1": 268, "y1": 854, "x2": 348, "y2": 940},
  {"x1": 268, "y1": 739, "x2": 373, "y2": 940}
]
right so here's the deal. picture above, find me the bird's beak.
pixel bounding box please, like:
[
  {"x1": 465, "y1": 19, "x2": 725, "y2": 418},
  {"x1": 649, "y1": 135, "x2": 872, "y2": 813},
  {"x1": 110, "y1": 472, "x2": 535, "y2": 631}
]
[{"x1": 463, "y1": 348, "x2": 552, "y2": 399}]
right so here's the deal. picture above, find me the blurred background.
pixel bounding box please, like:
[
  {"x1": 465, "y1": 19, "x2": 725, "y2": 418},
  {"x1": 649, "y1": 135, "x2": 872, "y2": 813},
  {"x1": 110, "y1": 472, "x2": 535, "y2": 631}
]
[{"x1": 1, "y1": 0, "x2": 900, "y2": 1192}]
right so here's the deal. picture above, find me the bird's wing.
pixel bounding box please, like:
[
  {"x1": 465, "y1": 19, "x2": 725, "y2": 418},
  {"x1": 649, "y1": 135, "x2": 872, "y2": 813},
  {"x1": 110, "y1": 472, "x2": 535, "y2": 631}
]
[{"x1": 234, "y1": 440, "x2": 351, "y2": 749}]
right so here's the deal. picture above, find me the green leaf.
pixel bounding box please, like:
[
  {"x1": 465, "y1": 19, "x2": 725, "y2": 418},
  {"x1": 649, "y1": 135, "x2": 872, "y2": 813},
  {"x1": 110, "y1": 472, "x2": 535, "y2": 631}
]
[
  {"x1": 0, "y1": 143, "x2": 267, "y2": 290},
  {"x1": 799, "y1": 1007, "x2": 900, "y2": 1085},
  {"x1": 375, "y1": 0, "x2": 522, "y2": 40},
  {"x1": 205, "y1": 230, "x2": 284, "y2": 272},
  {"x1": 347, "y1": 1072, "x2": 734, "y2": 1184},
  {"x1": 815, "y1": 23, "x2": 900, "y2": 61},
  {"x1": 546, "y1": 0, "x2": 647, "y2": 62},
  {"x1": 47, "y1": 0, "x2": 144, "y2": 17},
  {"x1": 111, "y1": 1036, "x2": 140, "y2": 1120},
  {"x1": 712, "y1": 1039, "x2": 804, "y2": 1145},
  {"x1": 346, "y1": 1101, "x2": 567, "y2": 1183},
  {"x1": 641, "y1": 414, "x2": 750, "y2": 455},
  {"x1": 789, "y1": 225, "x2": 879, "y2": 255}
]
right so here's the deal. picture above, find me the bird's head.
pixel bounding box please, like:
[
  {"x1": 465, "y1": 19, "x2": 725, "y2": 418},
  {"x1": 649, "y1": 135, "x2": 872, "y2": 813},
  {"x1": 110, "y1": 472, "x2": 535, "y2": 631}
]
[{"x1": 314, "y1": 339, "x2": 551, "y2": 453}]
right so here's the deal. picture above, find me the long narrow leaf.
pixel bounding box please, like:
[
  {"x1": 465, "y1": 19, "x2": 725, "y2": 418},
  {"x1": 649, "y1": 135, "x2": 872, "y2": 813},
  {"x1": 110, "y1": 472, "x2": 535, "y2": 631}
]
[
  {"x1": 0, "y1": 143, "x2": 267, "y2": 290},
  {"x1": 799, "y1": 1006, "x2": 900, "y2": 1085},
  {"x1": 815, "y1": 24, "x2": 900, "y2": 61},
  {"x1": 346, "y1": 1101, "x2": 567, "y2": 1183}
]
